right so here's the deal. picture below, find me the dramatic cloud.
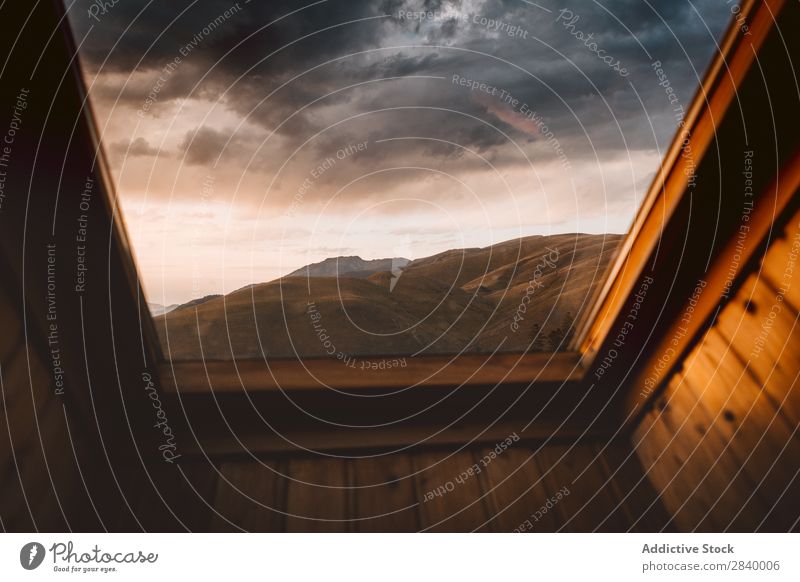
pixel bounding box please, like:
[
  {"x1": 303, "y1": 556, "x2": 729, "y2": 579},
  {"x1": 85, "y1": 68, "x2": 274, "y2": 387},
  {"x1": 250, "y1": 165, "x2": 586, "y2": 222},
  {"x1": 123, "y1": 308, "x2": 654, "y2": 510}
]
[
  {"x1": 110, "y1": 136, "x2": 162, "y2": 157},
  {"x1": 67, "y1": 0, "x2": 733, "y2": 303}
]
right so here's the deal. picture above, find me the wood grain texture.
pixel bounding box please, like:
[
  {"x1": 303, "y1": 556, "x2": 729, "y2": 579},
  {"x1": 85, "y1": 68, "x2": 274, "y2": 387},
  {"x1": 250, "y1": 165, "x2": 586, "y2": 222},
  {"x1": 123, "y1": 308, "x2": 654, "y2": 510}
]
[
  {"x1": 647, "y1": 368, "x2": 767, "y2": 532},
  {"x1": 536, "y1": 444, "x2": 630, "y2": 532},
  {"x1": 162, "y1": 352, "x2": 582, "y2": 394},
  {"x1": 412, "y1": 450, "x2": 494, "y2": 532},
  {"x1": 351, "y1": 454, "x2": 419, "y2": 532},
  {"x1": 209, "y1": 459, "x2": 284, "y2": 532},
  {"x1": 715, "y1": 275, "x2": 800, "y2": 427},
  {"x1": 142, "y1": 440, "x2": 670, "y2": 532},
  {"x1": 595, "y1": 442, "x2": 675, "y2": 532},
  {"x1": 285, "y1": 457, "x2": 349, "y2": 532},
  {"x1": 0, "y1": 284, "x2": 22, "y2": 364},
  {"x1": 0, "y1": 343, "x2": 71, "y2": 531},
  {"x1": 480, "y1": 447, "x2": 562, "y2": 532},
  {"x1": 632, "y1": 204, "x2": 800, "y2": 532}
]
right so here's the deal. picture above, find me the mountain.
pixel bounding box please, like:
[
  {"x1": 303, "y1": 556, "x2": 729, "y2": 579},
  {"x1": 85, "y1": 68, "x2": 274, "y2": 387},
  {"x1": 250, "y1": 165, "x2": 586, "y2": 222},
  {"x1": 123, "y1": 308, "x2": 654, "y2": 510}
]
[
  {"x1": 149, "y1": 294, "x2": 220, "y2": 316},
  {"x1": 286, "y1": 256, "x2": 410, "y2": 279},
  {"x1": 154, "y1": 233, "x2": 623, "y2": 359},
  {"x1": 148, "y1": 303, "x2": 179, "y2": 316},
  {"x1": 170, "y1": 294, "x2": 221, "y2": 312}
]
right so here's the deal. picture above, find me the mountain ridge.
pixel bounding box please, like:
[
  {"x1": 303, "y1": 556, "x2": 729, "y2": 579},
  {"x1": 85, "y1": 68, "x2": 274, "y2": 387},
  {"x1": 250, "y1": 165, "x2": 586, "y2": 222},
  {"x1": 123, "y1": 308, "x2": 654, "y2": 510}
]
[
  {"x1": 285, "y1": 256, "x2": 411, "y2": 279},
  {"x1": 155, "y1": 233, "x2": 623, "y2": 359}
]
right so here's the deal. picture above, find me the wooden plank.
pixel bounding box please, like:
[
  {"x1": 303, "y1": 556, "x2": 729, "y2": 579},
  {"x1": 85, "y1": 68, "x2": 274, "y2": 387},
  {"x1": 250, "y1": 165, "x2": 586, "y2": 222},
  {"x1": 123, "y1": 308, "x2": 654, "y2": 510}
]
[
  {"x1": 0, "y1": 347, "x2": 54, "y2": 474},
  {"x1": 480, "y1": 447, "x2": 562, "y2": 532},
  {"x1": 53, "y1": 421, "x2": 116, "y2": 533},
  {"x1": 111, "y1": 465, "x2": 150, "y2": 533},
  {"x1": 760, "y1": 206, "x2": 800, "y2": 312},
  {"x1": 0, "y1": 345, "x2": 75, "y2": 531},
  {"x1": 683, "y1": 328, "x2": 800, "y2": 531},
  {"x1": 176, "y1": 415, "x2": 608, "y2": 457},
  {"x1": 412, "y1": 450, "x2": 493, "y2": 532},
  {"x1": 209, "y1": 459, "x2": 284, "y2": 532},
  {"x1": 0, "y1": 402, "x2": 75, "y2": 531},
  {"x1": 661, "y1": 357, "x2": 768, "y2": 532},
  {"x1": 351, "y1": 454, "x2": 418, "y2": 532},
  {"x1": 38, "y1": 407, "x2": 110, "y2": 532},
  {"x1": 174, "y1": 462, "x2": 222, "y2": 532},
  {"x1": 596, "y1": 441, "x2": 675, "y2": 532},
  {"x1": 27, "y1": 480, "x2": 70, "y2": 532},
  {"x1": 536, "y1": 444, "x2": 629, "y2": 532},
  {"x1": 0, "y1": 284, "x2": 22, "y2": 364},
  {"x1": 632, "y1": 403, "x2": 714, "y2": 532},
  {"x1": 120, "y1": 460, "x2": 221, "y2": 532},
  {"x1": 715, "y1": 275, "x2": 800, "y2": 427},
  {"x1": 0, "y1": 472, "x2": 36, "y2": 531},
  {"x1": 712, "y1": 275, "x2": 800, "y2": 529},
  {"x1": 161, "y1": 352, "x2": 582, "y2": 394},
  {"x1": 285, "y1": 457, "x2": 348, "y2": 532},
  {"x1": 758, "y1": 443, "x2": 800, "y2": 531}
]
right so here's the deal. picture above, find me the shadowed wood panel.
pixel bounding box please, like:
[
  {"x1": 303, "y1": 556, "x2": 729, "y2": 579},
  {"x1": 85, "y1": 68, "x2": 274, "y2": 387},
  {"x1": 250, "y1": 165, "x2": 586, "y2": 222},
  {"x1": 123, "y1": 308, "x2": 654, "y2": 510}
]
[
  {"x1": 0, "y1": 352, "x2": 119, "y2": 532},
  {"x1": 351, "y1": 454, "x2": 419, "y2": 532},
  {"x1": 116, "y1": 460, "x2": 222, "y2": 532},
  {"x1": 209, "y1": 459, "x2": 284, "y2": 532},
  {"x1": 412, "y1": 450, "x2": 493, "y2": 532},
  {"x1": 285, "y1": 457, "x2": 349, "y2": 532},
  {"x1": 0, "y1": 284, "x2": 22, "y2": 364},
  {"x1": 0, "y1": 347, "x2": 53, "y2": 475},
  {"x1": 595, "y1": 442, "x2": 675, "y2": 532},
  {"x1": 480, "y1": 447, "x2": 562, "y2": 532},
  {"x1": 760, "y1": 209, "x2": 800, "y2": 312},
  {"x1": 194, "y1": 442, "x2": 674, "y2": 532},
  {"x1": 0, "y1": 344, "x2": 74, "y2": 531},
  {"x1": 536, "y1": 444, "x2": 629, "y2": 532}
]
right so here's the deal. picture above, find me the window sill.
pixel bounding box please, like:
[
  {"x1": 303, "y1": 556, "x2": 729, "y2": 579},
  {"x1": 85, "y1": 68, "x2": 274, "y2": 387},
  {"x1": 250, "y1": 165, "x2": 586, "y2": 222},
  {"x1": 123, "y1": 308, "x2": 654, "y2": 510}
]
[{"x1": 160, "y1": 351, "x2": 584, "y2": 394}]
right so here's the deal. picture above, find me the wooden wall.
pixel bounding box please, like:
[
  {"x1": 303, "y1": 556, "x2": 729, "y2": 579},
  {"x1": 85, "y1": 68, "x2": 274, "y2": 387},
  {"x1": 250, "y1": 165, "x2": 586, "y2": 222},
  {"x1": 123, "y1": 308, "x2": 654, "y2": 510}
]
[
  {"x1": 0, "y1": 0, "x2": 181, "y2": 533},
  {"x1": 0, "y1": 280, "x2": 98, "y2": 531},
  {"x1": 633, "y1": 204, "x2": 800, "y2": 532},
  {"x1": 122, "y1": 439, "x2": 671, "y2": 532}
]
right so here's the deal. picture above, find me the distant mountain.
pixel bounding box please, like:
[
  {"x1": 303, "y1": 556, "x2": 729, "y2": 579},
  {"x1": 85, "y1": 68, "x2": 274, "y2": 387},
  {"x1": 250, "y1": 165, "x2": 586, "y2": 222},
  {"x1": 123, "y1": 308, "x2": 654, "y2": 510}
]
[
  {"x1": 148, "y1": 303, "x2": 179, "y2": 316},
  {"x1": 149, "y1": 294, "x2": 220, "y2": 316},
  {"x1": 286, "y1": 256, "x2": 410, "y2": 279},
  {"x1": 171, "y1": 294, "x2": 222, "y2": 313},
  {"x1": 155, "y1": 233, "x2": 623, "y2": 359}
]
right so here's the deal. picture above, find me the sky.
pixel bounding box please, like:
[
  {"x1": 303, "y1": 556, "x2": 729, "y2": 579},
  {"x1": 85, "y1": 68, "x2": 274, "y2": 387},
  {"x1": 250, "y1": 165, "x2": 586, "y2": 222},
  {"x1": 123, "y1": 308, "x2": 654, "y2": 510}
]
[{"x1": 67, "y1": 0, "x2": 731, "y2": 305}]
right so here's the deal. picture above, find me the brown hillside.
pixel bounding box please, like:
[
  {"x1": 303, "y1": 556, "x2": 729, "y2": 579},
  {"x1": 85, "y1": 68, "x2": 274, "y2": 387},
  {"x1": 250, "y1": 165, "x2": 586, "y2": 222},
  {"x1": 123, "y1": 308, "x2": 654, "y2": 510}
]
[{"x1": 155, "y1": 233, "x2": 623, "y2": 360}]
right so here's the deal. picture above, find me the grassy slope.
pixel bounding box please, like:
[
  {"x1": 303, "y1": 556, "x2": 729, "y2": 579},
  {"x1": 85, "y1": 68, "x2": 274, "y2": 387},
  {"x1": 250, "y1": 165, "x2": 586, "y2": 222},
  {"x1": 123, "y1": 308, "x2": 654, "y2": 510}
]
[{"x1": 155, "y1": 233, "x2": 623, "y2": 360}]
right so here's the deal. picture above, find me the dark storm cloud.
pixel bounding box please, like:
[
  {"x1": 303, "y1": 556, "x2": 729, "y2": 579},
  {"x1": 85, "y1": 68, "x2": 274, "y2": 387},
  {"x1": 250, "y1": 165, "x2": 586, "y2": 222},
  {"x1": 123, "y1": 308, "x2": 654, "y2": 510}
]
[
  {"x1": 70, "y1": 0, "x2": 389, "y2": 73},
  {"x1": 178, "y1": 126, "x2": 266, "y2": 166},
  {"x1": 68, "y1": 0, "x2": 733, "y2": 185},
  {"x1": 110, "y1": 136, "x2": 161, "y2": 157},
  {"x1": 179, "y1": 126, "x2": 231, "y2": 165}
]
